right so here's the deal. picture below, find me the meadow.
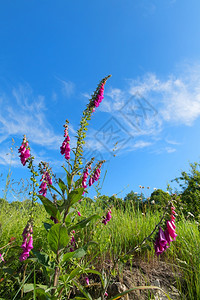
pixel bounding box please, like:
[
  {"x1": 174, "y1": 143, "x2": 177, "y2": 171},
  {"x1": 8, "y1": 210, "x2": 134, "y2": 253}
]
[{"x1": 0, "y1": 197, "x2": 200, "y2": 299}]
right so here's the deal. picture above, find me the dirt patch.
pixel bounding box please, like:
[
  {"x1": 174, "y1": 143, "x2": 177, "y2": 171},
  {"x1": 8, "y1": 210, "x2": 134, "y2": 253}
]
[{"x1": 72, "y1": 257, "x2": 184, "y2": 299}]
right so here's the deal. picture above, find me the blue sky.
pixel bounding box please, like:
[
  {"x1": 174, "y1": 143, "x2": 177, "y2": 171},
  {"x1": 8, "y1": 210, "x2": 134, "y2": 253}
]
[{"x1": 1, "y1": 0, "x2": 200, "y2": 201}]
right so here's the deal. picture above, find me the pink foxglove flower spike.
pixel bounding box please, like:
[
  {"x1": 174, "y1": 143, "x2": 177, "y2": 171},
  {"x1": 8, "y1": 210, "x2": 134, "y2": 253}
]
[
  {"x1": 60, "y1": 120, "x2": 70, "y2": 160},
  {"x1": 19, "y1": 221, "x2": 33, "y2": 262},
  {"x1": 18, "y1": 135, "x2": 30, "y2": 166}
]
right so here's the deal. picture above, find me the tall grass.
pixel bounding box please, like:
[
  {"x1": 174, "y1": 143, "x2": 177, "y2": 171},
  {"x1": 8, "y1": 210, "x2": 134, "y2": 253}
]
[{"x1": 0, "y1": 198, "x2": 200, "y2": 299}]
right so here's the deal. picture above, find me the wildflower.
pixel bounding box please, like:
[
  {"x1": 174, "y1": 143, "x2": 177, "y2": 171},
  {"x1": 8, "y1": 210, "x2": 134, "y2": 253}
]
[
  {"x1": 18, "y1": 135, "x2": 30, "y2": 166},
  {"x1": 154, "y1": 227, "x2": 169, "y2": 256},
  {"x1": 82, "y1": 167, "x2": 89, "y2": 189},
  {"x1": 166, "y1": 221, "x2": 177, "y2": 240},
  {"x1": 19, "y1": 222, "x2": 33, "y2": 262},
  {"x1": 89, "y1": 160, "x2": 105, "y2": 187},
  {"x1": 0, "y1": 253, "x2": 4, "y2": 262},
  {"x1": 171, "y1": 214, "x2": 176, "y2": 221},
  {"x1": 70, "y1": 235, "x2": 76, "y2": 252},
  {"x1": 105, "y1": 291, "x2": 108, "y2": 297},
  {"x1": 39, "y1": 170, "x2": 52, "y2": 197},
  {"x1": 60, "y1": 120, "x2": 70, "y2": 160},
  {"x1": 94, "y1": 83, "x2": 105, "y2": 108},
  {"x1": 85, "y1": 277, "x2": 89, "y2": 285},
  {"x1": 102, "y1": 210, "x2": 112, "y2": 225},
  {"x1": 88, "y1": 75, "x2": 111, "y2": 111},
  {"x1": 164, "y1": 228, "x2": 173, "y2": 246},
  {"x1": 77, "y1": 211, "x2": 81, "y2": 216},
  {"x1": 158, "y1": 227, "x2": 167, "y2": 247}
]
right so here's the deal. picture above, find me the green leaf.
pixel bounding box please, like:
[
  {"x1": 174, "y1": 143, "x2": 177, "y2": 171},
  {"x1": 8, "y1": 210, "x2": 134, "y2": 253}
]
[
  {"x1": 38, "y1": 195, "x2": 60, "y2": 221},
  {"x1": 75, "y1": 178, "x2": 82, "y2": 188},
  {"x1": 62, "y1": 252, "x2": 75, "y2": 263},
  {"x1": 58, "y1": 178, "x2": 68, "y2": 194},
  {"x1": 68, "y1": 214, "x2": 100, "y2": 233},
  {"x1": 68, "y1": 188, "x2": 84, "y2": 205},
  {"x1": 35, "y1": 288, "x2": 52, "y2": 300},
  {"x1": 43, "y1": 222, "x2": 52, "y2": 232},
  {"x1": 32, "y1": 250, "x2": 55, "y2": 269},
  {"x1": 62, "y1": 165, "x2": 70, "y2": 176},
  {"x1": 23, "y1": 283, "x2": 35, "y2": 293},
  {"x1": 67, "y1": 173, "x2": 72, "y2": 187},
  {"x1": 49, "y1": 184, "x2": 62, "y2": 197},
  {"x1": 73, "y1": 248, "x2": 86, "y2": 258},
  {"x1": 68, "y1": 267, "x2": 83, "y2": 282},
  {"x1": 65, "y1": 213, "x2": 72, "y2": 226},
  {"x1": 47, "y1": 223, "x2": 70, "y2": 254}
]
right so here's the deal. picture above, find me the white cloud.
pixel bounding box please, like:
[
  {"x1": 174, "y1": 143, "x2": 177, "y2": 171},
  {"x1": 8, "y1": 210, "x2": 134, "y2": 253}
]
[
  {"x1": 166, "y1": 147, "x2": 176, "y2": 153},
  {"x1": 128, "y1": 65, "x2": 200, "y2": 126},
  {"x1": 58, "y1": 78, "x2": 75, "y2": 98},
  {"x1": 132, "y1": 140, "x2": 152, "y2": 149},
  {"x1": 100, "y1": 88, "x2": 125, "y2": 113},
  {"x1": 165, "y1": 139, "x2": 180, "y2": 146},
  {"x1": 0, "y1": 85, "x2": 62, "y2": 149},
  {"x1": 0, "y1": 147, "x2": 19, "y2": 166},
  {"x1": 93, "y1": 63, "x2": 200, "y2": 155}
]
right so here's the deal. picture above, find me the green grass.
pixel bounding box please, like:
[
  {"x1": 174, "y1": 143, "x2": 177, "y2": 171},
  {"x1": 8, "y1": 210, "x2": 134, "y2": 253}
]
[{"x1": 0, "y1": 198, "x2": 200, "y2": 299}]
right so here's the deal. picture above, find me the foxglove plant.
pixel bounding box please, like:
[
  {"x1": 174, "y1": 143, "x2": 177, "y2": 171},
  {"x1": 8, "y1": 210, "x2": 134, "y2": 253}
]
[
  {"x1": 60, "y1": 120, "x2": 70, "y2": 160},
  {"x1": 102, "y1": 210, "x2": 112, "y2": 225},
  {"x1": 38, "y1": 161, "x2": 53, "y2": 197},
  {"x1": 18, "y1": 135, "x2": 30, "y2": 166},
  {"x1": 89, "y1": 160, "x2": 105, "y2": 186},
  {"x1": 154, "y1": 204, "x2": 177, "y2": 256},
  {"x1": 19, "y1": 221, "x2": 33, "y2": 261},
  {"x1": 18, "y1": 75, "x2": 112, "y2": 299}
]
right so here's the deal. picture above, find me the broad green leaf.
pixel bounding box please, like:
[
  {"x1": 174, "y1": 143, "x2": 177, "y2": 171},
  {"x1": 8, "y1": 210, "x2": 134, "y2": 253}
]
[
  {"x1": 62, "y1": 252, "x2": 75, "y2": 263},
  {"x1": 68, "y1": 214, "x2": 100, "y2": 233},
  {"x1": 68, "y1": 188, "x2": 84, "y2": 205},
  {"x1": 47, "y1": 223, "x2": 70, "y2": 254},
  {"x1": 23, "y1": 283, "x2": 35, "y2": 293},
  {"x1": 43, "y1": 222, "x2": 52, "y2": 232},
  {"x1": 65, "y1": 213, "x2": 72, "y2": 226},
  {"x1": 73, "y1": 248, "x2": 86, "y2": 258},
  {"x1": 32, "y1": 250, "x2": 55, "y2": 269},
  {"x1": 37, "y1": 195, "x2": 60, "y2": 221}
]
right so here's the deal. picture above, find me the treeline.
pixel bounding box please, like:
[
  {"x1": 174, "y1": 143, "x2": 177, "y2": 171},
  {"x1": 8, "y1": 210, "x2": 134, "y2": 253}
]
[{"x1": 1, "y1": 162, "x2": 200, "y2": 221}]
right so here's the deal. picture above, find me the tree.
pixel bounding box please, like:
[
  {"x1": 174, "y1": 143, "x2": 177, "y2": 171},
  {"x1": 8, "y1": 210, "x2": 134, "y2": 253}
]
[
  {"x1": 173, "y1": 162, "x2": 200, "y2": 219},
  {"x1": 124, "y1": 190, "x2": 142, "y2": 211},
  {"x1": 149, "y1": 189, "x2": 171, "y2": 208}
]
